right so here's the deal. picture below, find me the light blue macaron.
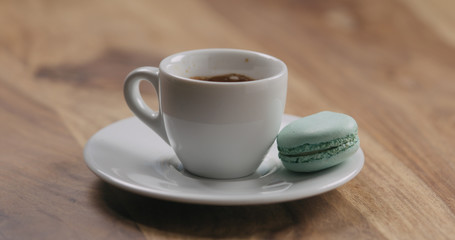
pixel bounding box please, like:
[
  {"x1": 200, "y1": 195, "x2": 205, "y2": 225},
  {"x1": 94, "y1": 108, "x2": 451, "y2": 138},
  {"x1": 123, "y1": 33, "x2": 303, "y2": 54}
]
[{"x1": 277, "y1": 111, "x2": 360, "y2": 172}]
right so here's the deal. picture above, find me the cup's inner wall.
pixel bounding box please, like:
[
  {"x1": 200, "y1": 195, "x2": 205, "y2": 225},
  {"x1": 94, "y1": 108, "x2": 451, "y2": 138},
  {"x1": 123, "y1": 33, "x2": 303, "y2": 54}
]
[{"x1": 161, "y1": 50, "x2": 285, "y2": 81}]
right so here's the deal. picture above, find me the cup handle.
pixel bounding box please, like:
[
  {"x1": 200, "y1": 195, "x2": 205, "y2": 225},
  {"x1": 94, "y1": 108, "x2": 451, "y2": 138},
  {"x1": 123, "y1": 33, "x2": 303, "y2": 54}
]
[{"x1": 124, "y1": 67, "x2": 170, "y2": 144}]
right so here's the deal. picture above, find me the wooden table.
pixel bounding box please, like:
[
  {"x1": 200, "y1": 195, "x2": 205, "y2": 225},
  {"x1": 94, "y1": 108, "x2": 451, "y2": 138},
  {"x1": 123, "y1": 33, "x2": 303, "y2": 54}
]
[{"x1": 1, "y1": 0, "x2": 454, "y2": 239}]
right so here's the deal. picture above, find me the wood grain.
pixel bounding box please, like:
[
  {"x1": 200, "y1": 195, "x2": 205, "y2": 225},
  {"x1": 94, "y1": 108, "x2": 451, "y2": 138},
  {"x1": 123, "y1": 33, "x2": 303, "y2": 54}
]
[{"x1": 1, "y1": 0, "x2": 454, "y2": 239}]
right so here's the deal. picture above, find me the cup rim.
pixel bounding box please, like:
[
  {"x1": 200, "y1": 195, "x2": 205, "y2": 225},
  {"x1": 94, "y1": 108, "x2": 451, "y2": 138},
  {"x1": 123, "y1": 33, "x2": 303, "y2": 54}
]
[{"x1": 159, "y1": 48, "x2": 287, "y2": 85}]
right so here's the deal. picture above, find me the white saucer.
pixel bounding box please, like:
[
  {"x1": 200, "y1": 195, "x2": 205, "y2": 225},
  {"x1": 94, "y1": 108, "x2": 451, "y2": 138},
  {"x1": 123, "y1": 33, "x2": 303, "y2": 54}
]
[{"x1": 84, "y1": 114, "x2": 364, "y2": 205}]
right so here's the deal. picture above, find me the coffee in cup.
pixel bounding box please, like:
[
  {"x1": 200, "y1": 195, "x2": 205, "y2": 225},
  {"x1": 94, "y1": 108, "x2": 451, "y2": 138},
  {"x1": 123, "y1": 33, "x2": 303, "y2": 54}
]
[{"x1": 190, "y1": 73, "x2": 255, "y2": 82}]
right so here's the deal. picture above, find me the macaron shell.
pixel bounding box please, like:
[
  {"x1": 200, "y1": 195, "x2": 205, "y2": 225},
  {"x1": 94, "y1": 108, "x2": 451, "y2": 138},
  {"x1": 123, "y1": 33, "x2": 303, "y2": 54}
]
[
  {"x1": 281, "y1": 141, "x2": 360, "y2": 172},
  {"x1": 277, "y1": 111, "x2": 358, "y2": 149}
]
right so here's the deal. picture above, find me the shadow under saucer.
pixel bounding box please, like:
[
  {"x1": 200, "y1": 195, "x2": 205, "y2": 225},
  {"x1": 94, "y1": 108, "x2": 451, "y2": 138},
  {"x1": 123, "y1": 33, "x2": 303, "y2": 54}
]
[{"x1": 92, "y1": 179, "x2": 330, "y2": 239}]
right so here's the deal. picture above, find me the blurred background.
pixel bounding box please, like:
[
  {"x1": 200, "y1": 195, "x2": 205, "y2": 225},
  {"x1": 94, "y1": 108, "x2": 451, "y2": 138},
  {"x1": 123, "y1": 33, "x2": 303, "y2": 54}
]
[{"x1": 2, "y1": 1, "x2": 454, "y2": 135}]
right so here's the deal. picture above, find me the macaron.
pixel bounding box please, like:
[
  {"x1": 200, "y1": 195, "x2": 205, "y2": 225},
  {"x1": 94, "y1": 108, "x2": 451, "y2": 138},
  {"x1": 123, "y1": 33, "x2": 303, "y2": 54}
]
[{"x1": 277, "y1": 111, "x2": 360, "y2": 172}]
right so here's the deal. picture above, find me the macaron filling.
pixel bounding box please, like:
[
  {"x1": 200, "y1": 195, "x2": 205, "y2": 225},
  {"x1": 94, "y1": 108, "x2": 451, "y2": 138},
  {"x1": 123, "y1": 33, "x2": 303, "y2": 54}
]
[
  {"x1": 281, "y1": 146, "x2": 338, "y2": 157},
  {"x1": 278, "y1": 133, "x2": 359, "y2": 163}
]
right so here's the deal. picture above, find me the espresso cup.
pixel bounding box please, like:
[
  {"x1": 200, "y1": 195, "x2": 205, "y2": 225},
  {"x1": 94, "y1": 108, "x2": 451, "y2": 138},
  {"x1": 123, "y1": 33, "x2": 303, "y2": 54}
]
[{"x1": 124, "y1": 49, "x2": 287, "y2": 179}]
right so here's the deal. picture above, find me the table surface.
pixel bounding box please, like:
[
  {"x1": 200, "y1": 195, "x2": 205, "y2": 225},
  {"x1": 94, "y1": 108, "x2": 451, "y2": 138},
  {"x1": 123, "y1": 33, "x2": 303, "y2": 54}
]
[{"x1": 1, "y1": 0, "x2": 454, "y2": 239}]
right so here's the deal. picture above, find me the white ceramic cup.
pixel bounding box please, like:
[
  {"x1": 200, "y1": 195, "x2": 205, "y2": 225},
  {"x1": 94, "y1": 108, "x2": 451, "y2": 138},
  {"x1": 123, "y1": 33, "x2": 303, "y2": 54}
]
[{"x1": 124, "y1": 49, "x2": 287, "y2": 179}]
